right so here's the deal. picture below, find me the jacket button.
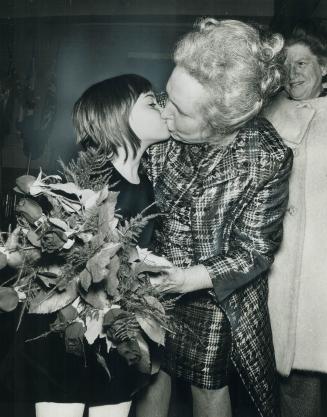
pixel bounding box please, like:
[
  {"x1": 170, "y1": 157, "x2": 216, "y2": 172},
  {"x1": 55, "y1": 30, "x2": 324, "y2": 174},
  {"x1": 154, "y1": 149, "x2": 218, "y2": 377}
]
[{"x1": 287, "y1": 205, "x2": 296, "y2": 216}]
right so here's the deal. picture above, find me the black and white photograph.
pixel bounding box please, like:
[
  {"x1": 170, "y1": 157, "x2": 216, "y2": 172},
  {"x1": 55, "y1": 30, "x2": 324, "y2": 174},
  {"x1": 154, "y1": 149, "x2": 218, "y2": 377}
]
[{"x1": 0, "y1": 1, "x2": 326, "y2": 416}]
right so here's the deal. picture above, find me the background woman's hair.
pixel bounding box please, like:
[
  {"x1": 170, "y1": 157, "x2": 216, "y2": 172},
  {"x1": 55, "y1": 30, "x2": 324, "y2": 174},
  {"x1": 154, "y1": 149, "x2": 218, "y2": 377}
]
[
  {"x1": 286, "y1": 22, "x2": 327, "y2": 66},
  {"x1": 72, "y1": 74, "x2": 152, "y2": 159},
  {"x1": 174, "y1": 18, "x2": 285, "y2": 135}
]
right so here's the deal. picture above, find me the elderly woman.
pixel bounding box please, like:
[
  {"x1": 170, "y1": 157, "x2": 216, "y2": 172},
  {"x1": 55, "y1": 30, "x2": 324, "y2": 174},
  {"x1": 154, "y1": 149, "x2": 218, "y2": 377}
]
[
  {"x1": 265, "y1": 24, "x2": 327, "y2": 417},
  {"x1": 136, "y1": 18, "x2": 292, "y2": 417}
]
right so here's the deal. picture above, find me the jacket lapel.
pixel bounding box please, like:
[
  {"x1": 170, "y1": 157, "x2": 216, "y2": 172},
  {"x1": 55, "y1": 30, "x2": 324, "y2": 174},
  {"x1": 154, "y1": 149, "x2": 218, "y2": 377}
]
[{"x1": 203, "y1": 145, "x2": 245, "y2": 187}]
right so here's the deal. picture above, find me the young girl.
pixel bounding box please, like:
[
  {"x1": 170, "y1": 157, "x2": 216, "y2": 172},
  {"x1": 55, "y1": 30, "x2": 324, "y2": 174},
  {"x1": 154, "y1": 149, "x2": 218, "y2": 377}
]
[{"x1": 26, "y1": 74, "x2": 170, "y2": 417}]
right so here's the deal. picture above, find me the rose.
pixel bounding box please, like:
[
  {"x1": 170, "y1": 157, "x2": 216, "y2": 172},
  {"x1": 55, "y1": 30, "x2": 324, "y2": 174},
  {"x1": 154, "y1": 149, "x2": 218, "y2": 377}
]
[
  {"x1": 64, "y1": 321, "x2": 85, "y2": 357},
  {"x1": 116, "y1": 339, "x2": 142, "y2": 366},
  {"x1": 103, "y1": 308, "x2": 142, "y2": 366},
  {"x1": 0, "y1": 252, "x2": 7, "y2": 270},
  {"x1": 15, "y1": 175, "x2": 36, "y2": 194},
  {"x1": 6, "y1": 251, "x2": 25, "y2": 268},
  {"x1": 41, "y1": 227, "x2": 68, "y2": 253},
  {"x1": 103, "y1": 308, "x2": 134, "y2": 343},
  {"x1": 57, "y1": 304, "x2": 78, "y2": 324},
  {"x1": 0, "y1": 287, "x2": 19, "y2": 312},
  {"x1": 15, "y1": 198, "x2": 43, "y2": 224}
]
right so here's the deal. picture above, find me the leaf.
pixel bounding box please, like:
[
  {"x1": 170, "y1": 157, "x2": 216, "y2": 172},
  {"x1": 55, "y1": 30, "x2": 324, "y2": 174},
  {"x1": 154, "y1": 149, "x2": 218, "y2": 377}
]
[
  {"x1": 37, "y1": 272, "x2": 59, "y2": 288},
  {"x1": 13, "y1": 186, "x2": 24, "y2": 194},
  {"x1": 80, "y1": 189, "x2": 99, "y2": 210},
  {"x1": 62, "y1": 238, "x2": 75, "y2": 250},
  {"x1": 15, "y1": 175, "x2": 36, "y2": 194},
  {"x1": 6, "y1": 251, "x2": 24, "y2": 268},
  {"x1": 79, "y1": 267, "x2": 92, "y2": 292},
  {"x1": 103, "y1": 307, "x2": 126, "y2": 328},
  {"x1": 26, "y1": 230, "x2": 41, "y2": 247},
  {"x1": 28, "y1": 279, "x2": 79, "y2": 314},
  {"x1": 24, "y1": 248, "x2": 42, "y2": 263},
  {"x1": 28, "y1": 170, "x2": 44, "y2": 196},
  {"x1": 84, "y1": 310, "x2": 107, "y2": 345},
  {"x1": 136, "y1": 316, "x2": 165, "y2": 346},
  {"x1": 136, "y1": 247, "x2": 173, "y2": 267},
  {"x1": 0, "y1": 287, "x2": 19, "y2": 312},
  {"x1": 98, "y1": 190, "x2": 119, "y2": 239},
  {"x1": 97, "y1": 186, "x2": 109, "y2": 205},
  {"x1": 57, "y1": 304, "x2": 78, "y2": 323},
  {"x1": 43, "y1": 174, "x2": 62, "y2": 181},
  {"x1": 60, "y1": 199, "x2": 82, "y2": 213},
  {"x1": 134, "y1": 332, "x2": 151, "y2": 374},
  {"x1": 77, "y1": 232, "x2": 93, "y2": 243},
  {"x1": 96, "y1": 352, "x2": 112, "y2": 380},
  {"x1": 81, "y1": 242, "x2": 122, "y2": 288},
  {"x1": 144, "y1": 295, "x2": 165, "y2": 314},
  {"x1": 92, "y1": 243, "x2": 122, "y2": 284},
  {"x1": 5, "y1": 227, "x2": 21, "y2": 250},
  {"x1": 29, "y1": 185, "x2": 45, "y2": 196},
  {"x1": 79, "y1": 284, "x2": 111, "y2": 309},
  {"x1": 48, "y1": 217, "x2": 69, "y2": 231},
  {"x1": 104, "y1": 255, "x2": 120, "y2": 297},
  {"x1": 48, "y1": 182, "x2": 82, "y2": 196},
  {"x1": 0, "y1": 252, "x2": 8, "y2": 270},
  {"x1": 37, "y1": 276, "x2": 56, "y2": 288},
  {"x1": 39, "y1": 264, "x2": 63, "y2": 277},
  {"x1": 150, "y1": 352, "x2": 161, "y2": 375}
]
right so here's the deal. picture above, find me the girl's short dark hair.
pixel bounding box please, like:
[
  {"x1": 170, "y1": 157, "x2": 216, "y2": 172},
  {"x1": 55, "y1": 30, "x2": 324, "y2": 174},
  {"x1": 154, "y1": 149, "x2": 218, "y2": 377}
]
[{"x1": 72, "y1": 74, "x2": 152, "y2": 158}]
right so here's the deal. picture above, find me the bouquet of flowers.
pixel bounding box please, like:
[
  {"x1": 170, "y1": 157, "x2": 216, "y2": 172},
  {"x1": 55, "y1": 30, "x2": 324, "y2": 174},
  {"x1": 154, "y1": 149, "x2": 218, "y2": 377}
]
[{"x1": 0, "y1": 148, "x2": 173, "y2": 375}]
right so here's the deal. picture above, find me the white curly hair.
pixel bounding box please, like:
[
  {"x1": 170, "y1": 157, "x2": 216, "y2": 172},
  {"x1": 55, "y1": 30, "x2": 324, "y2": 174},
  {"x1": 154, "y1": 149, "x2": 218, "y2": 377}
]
[{"x1": 174, "y1": 18, "x2": 285, "y2": 134}]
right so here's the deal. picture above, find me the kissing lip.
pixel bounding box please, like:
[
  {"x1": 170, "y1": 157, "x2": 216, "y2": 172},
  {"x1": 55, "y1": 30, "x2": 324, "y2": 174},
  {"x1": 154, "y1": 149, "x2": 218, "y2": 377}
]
[{"x1": 290, "y1": 81, "x2": 304, "y2": 87}]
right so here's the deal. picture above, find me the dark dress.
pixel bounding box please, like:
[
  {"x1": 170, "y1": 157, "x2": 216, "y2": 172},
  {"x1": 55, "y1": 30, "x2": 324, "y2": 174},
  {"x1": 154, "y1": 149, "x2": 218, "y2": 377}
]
[{"x1": 10, "y1": 162, "x2": 156, "y2": 406}]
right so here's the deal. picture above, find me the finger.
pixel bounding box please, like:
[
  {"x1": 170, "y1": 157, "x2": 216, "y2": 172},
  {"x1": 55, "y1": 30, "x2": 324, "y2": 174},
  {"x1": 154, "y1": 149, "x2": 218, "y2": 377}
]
[{"x1": 149, "y1": 279, "x2": 172, "y2": 293}]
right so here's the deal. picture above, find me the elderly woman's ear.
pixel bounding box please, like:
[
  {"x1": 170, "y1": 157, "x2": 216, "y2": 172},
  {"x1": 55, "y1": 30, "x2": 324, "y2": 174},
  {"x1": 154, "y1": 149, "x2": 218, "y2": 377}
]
[{"x1": 321, "y1": 64, "x2": 327, "y2": 78}]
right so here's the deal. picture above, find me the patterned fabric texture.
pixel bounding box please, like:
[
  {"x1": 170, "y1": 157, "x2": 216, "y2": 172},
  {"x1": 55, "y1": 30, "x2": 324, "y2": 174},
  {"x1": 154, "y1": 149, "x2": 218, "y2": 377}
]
[
  {"x1": 162, "y1": 291, "x2": 231, "y2": 389},
  {"x1": 146, "y1": 117, "x2": 293, "y2": 417}
]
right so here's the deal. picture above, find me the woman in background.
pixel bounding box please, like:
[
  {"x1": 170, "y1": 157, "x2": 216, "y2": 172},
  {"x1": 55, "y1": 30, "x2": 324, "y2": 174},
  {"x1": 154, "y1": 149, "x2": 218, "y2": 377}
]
[{"x1": 265, "y1": 23, "x2": 327, "y2": 417}]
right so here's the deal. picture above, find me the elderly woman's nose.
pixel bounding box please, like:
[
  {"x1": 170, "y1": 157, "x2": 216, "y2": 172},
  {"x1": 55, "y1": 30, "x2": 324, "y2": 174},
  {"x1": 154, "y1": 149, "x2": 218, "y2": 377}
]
[
  {"x1": 160, "y1": 102, "x2": 173, "y2": 120},
  {"x1": 287, "y1": 62, "x2": 298, "y2": 79}
]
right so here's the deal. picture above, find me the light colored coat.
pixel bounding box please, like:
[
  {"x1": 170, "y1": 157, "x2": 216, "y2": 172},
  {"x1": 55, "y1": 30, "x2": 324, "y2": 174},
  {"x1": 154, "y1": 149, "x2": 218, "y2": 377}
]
[{"x1": 264, "y1": 92, "x2": 327, "y2": 376}]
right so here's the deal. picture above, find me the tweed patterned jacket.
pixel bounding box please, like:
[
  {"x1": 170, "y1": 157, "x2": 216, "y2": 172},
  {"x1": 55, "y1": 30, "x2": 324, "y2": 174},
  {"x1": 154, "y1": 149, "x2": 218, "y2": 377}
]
[{"x1": 146, "y1": 117, "x2": 293, "y2": 417}]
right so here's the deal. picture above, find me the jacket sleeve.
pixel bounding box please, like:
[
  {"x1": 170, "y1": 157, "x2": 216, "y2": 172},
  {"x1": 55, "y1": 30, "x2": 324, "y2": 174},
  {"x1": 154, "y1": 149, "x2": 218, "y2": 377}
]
[
  {"x1": 144, "y1": 140, "x2": 171, "y2": 185},
  {"x1": 202, "y1": 147, "x2": 293, "y2": 302}
]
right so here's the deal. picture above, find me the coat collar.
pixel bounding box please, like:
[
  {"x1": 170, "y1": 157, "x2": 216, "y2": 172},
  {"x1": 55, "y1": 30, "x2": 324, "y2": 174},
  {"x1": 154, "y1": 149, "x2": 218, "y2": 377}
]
[{"x1": 264, "y1": 91, "x2": 316, "y2": 146}]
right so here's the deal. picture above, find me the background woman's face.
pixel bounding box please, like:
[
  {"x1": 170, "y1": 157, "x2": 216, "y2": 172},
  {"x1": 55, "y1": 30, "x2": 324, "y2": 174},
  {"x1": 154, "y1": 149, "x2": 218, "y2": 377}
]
[
  {"x1": 128, "y1": 92, "x2": 170, "y2": 144},
  {"x1": 285, "y1": 43, "x2": 326, "y2": 100}
]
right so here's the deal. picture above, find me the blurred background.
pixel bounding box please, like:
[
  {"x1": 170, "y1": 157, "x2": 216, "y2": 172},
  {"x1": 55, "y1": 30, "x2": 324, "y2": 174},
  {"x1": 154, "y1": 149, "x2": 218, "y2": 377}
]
[{"x1": 0, "y1": 1, "x2": 326, "y2": 416}]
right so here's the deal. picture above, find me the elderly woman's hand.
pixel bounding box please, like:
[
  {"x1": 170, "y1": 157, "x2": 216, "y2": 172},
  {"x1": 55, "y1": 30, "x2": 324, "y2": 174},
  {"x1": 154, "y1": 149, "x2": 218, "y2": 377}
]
[
  {"x1": 149, "y1": 264, "x2": 213, "y2": 294},
  {"x1": 149, "y1": 266, "x2": 187, "y2": 293}
]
